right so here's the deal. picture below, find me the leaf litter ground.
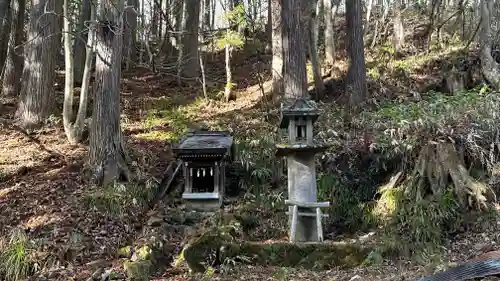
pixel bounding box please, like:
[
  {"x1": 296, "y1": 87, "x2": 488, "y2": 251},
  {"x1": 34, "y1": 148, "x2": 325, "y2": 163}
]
[{"x1": 0, "y1": 53, "x2": 500, "y2": 280}]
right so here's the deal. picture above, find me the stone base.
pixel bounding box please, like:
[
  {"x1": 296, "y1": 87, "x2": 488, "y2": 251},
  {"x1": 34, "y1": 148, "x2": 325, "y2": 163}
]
[
  {"x1": 288, "y1": 207, "x2": 319, "y2": 242},
  {"x1": 182, "y1": 192, "x2": 223, "y2": 212}
]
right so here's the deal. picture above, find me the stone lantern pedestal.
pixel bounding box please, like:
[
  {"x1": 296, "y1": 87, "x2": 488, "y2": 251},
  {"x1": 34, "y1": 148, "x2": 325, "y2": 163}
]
[{"x1": 276, "y1": 98, "x2": 330, "y2": 242}]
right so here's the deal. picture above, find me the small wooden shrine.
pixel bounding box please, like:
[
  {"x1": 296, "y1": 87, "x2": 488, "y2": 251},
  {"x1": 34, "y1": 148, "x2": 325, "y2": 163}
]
[
  {"x1": 172, "y1": 130, "x2": 234, "y2": 211},
  {"x1": 276, "y1": 98, "x2": 330, "y2": 242}
]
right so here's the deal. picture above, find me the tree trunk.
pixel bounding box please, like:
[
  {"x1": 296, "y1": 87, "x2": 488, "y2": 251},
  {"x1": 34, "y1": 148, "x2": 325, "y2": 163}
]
[
  {"x1": 224, "y1": 0, "x2": 235, "y2": 102},
  {"x1": 63, "y1": 0, "x2": 74, "y2": 129},
  {"x1": 323, "y1": 0, "x2": 337, "y2": 66},
  {"x1": 364, "y1": 0, "x2": 375, "y2": 35},
  {"x1": 1, "y1": 0, "x2": 24, "y2": 96},
  {"x1": 89, "y1": 0, "x2": 130, "y2": 186},
  {"x1": 224, "y1": 42, "x2": 233, "y2": 102},
  {"x1": 157, "y1": 0, "x2": 163, "y2": 38},
  {"x1": 0, "y1": 0, "x2": 11, "y2": 73},
  {"x1": 346, "y1": 0, "x2": 367, "y2": 106},
  {"x1": 265, "y1": 0, "x2": 272, "y2": 52},
  {"x1": 271, "y1": 0, "x2": 284, "y2": 96},
  {"x1": 203, "y1": 0, "x2": 210, "y2": 32},
  {"x1": 282, "y1": 0, "x2": 308, "y2": 99},
  {"x1": 370, "y1": 0, "x2": 388, "y2": 48},
  {"x1": 138, "y1": 0, "x2": 147, "y2": 64},
  {"x1": 210, "y1": 0, "x2": 215, "y2": 30},
  {"x1": 0, "y1": 0, "x2": 10, "y2": 41},
  {"x1": 63, "y1": 0, "x2": 95, "y2": 144},
  {"x1": 172, "y1": 0, "x2": 184, "y2": 48},
  {"x1": 16, "y1": 0, "x2": 61, "y2": 128},
  {"x1": 123, "y1": 0, "x2": 138, "y2": 69},
  {"x1": 74, "y1": 0, "x2": 90, "y2": 84},
  {"x1": 307, "y1": 0, "x2": 324, "y2": 99},
  {"x1": 178, "y1": 0, "x2": 200, "y2": 78},
  {"x1": 392, "y1": 0, "x2": 405, "y2": 53},
  {"x1": 479, "y1": 0, "x2": 500, "y2": 90}
]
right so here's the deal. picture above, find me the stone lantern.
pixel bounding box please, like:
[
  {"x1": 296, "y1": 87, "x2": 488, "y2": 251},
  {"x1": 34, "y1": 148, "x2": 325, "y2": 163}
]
[
  {"x1": 276, "y1": 98, "x2": 330, "y2": 242},
  {"x1": 173, "y1": 130, "x2": 234, "y2": 212}
]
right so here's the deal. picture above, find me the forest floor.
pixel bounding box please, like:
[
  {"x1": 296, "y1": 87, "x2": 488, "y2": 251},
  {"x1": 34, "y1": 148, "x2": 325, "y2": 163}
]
[{"x1": 1, "y1": 46, "x2": 500, "y2": 281}]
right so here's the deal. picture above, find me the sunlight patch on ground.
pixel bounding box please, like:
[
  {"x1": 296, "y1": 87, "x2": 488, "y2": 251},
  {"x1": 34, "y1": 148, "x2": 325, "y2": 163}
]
[
  {"x1": 20, "y1": 213, "x2": 62, "y2": 230},
  {"x1": 391, "y1": 44, "x2": 466, "y2": 71},
  {"x1": 0, "y1": 185, "x2": 20, "y2": 198},
  {"x1": 133, "y1": 84, "x2": 268, "y2": 142},
  {"x1": 135, "y1": 130, "x2": 178, "y2": 142}
]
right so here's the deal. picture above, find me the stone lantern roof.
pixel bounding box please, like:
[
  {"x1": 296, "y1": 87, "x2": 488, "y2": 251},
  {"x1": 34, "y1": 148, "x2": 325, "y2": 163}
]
[{"x1": 279, "y1": 97, "x2": 320, "y2": 129}]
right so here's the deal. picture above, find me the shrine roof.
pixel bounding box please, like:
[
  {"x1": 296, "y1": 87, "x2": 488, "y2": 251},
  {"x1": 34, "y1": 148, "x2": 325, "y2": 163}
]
[{"x1": 173, "y1": 130, "x2": 233, "y2": 159}]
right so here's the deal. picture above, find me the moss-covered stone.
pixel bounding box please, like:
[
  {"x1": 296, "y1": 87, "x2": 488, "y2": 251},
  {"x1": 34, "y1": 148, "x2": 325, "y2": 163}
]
[
  {"x1": 117, "y1": 246, "x2": 133, "y2": 258},
  {"x1": 123, "y1": 260, "x2": 152, "y2": 281},
  {"x1": 122, "y1": 240, "x2": 175, "y2": 280},
  {"x1": 135, "y1": 245, "x2": 152, "y2": 260},
  {"x1": 238, "y1": 242, "x2": 371, "y2": 269},
  {"x1": 182, "y1": 225, "x2": 237, "y2": 272},
  {"x1": 181, "y1": 225, "x2": 372, "y2": 272}
]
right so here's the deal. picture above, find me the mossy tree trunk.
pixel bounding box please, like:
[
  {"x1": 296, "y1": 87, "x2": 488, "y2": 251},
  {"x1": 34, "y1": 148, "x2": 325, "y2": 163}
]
[{"x1": 89, "y1": 0, "x2": 131, "y2": 186}]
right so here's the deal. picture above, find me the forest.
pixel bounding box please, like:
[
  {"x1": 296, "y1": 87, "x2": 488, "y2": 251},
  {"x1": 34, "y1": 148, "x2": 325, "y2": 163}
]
[{"x1": 1, "y1": 0, "x2": 500, "y2": 280}]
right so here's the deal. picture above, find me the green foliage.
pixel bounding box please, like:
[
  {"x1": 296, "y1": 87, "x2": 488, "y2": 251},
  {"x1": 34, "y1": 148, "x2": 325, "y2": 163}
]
[
  {"x1": 216, "y1": 4, "x2": 246, "y2": 50},
  {"x1": 329, "y1": 180, "x2": 378, "y2": 232},
  {"x1": 0, "y1": 229, "x2": 34, "y2": 281},
  {"x1": 223, "y1": 4, "x2": 246, "y2": 29},
  {"x1": 237, "y1": 192, "x2": 287, "y2": 240},
  {"x1": 84, "y1": 179, "x2": 157, "y2": 215},
  {"x1": 314, "y1": 86, "x2": 500, "y2": 261},
  {"x1": 367, "y1": 67, "x2": 380, "y2": 79},
  {"x1": 352, "y1": 88, "x2": 500, "y2": 258},
  {"x1": 316, "y1": 173, "x2": 334, "y2": 202},
  {"x1": 216, "y1": 30, "x2": 245, "y2": 49},
  {"x1": 377, "y1": 186, "x2": 462, "y2": 260},
  {"x1": 234, "y1": 135, "x2": 279, "y2": 193},
  {"x1": 363, "y1": 87, "x2": 499, "y2": 160}
]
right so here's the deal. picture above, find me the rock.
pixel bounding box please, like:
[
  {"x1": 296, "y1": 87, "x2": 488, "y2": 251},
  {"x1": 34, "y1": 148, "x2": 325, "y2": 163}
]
[
  {"x1": 123, "y1": 260, "x2": 152, "y2": 281},
  {"x1": 147, "y1": 216, "x2": 163, "y2": 227},
  {"x1": 474, "y1": 242, "x2": 494, "y2": 253}
]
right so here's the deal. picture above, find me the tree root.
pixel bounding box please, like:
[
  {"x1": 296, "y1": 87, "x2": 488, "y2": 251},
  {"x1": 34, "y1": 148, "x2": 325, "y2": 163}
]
[{"x1": 405, "y1": 143, "x2": 495, "y2": 210}]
